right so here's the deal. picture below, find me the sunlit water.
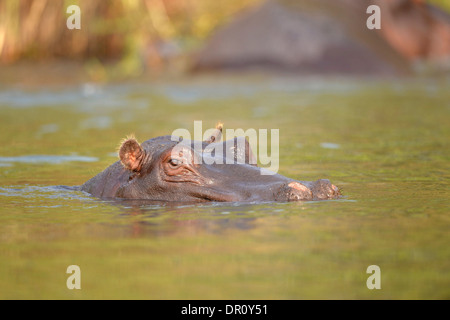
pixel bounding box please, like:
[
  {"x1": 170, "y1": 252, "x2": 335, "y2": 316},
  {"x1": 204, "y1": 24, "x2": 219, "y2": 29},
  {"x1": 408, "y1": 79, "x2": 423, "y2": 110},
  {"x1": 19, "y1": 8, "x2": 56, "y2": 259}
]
[{"x1": 0, "y1": 75, "x2": 449, "y2": 299}]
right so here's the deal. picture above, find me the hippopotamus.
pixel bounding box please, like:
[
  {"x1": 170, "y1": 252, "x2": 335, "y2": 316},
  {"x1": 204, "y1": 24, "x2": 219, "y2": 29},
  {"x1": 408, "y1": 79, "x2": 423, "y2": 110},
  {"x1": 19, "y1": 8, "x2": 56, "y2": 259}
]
[{"x1": 81, "y1": 124, "x2": 340, "y2": 202}]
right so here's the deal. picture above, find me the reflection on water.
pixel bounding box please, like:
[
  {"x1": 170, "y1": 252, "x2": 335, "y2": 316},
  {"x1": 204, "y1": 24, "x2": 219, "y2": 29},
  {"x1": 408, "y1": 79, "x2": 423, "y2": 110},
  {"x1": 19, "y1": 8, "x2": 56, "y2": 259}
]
[
  {"x1": 0, "y1": 184, "x2": 300, "y2": 236},
  {"x1": 0, "y1": 76, "x2": 449, "y2": 299},
  {"x1": 320, "y1": 142, "x2": 340, "y2": 149},
  {"x1": 0, "y1": 77, "x2": 383, "y2": 109},
  {"x1": 0, "y1": 185, "x2": 86, "y2": 200},
  {"x1": 0, "y1": 155, "x2": 98, "y2": 165}
]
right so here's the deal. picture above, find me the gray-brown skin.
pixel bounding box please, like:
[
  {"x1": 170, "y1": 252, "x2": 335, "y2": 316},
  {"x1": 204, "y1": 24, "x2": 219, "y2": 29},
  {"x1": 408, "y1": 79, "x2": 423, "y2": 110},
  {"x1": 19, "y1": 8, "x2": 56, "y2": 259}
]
[{"x1": 81, "y1": 125, "x2": 341, "y2": 202}]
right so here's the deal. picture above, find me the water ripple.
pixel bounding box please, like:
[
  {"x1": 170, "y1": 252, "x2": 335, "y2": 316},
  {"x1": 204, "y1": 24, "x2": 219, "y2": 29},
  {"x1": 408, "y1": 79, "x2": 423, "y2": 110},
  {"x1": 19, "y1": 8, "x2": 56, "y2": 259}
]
[{"x1": 0, "y1": 155, "x2": 98, "y2": 164}]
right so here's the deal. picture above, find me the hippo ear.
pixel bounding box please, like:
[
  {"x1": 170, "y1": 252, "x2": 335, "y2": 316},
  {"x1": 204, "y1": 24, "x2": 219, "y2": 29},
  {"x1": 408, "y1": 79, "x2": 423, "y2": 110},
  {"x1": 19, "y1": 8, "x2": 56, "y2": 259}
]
[
  {"x1": 204, "y1": 121, "x2": 223, "y2": 143},
  {"x1": 119, "y1": 138, "x2": 144, "y2": 172}
]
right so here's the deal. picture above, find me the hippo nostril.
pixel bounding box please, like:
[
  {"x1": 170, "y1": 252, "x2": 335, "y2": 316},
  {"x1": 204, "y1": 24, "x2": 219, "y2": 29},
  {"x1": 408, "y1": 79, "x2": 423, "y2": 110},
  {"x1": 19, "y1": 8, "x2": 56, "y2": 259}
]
[
  {"x1": 288, "y1": 181, "x2": 309, "y2": 193},
  {"x1": 308, "y1": 179, "x2": 340, "y2": 199},
  {"x1": 287, "y1": 181, "x2": 313, "y2": 201}
]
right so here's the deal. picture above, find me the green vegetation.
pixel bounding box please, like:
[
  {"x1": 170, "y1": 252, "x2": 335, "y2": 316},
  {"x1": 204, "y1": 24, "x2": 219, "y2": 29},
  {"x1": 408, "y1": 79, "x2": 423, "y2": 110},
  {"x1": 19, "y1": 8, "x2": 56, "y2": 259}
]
[{"x1": 0, "y1": 0, "x2": 260, "y2": 78}]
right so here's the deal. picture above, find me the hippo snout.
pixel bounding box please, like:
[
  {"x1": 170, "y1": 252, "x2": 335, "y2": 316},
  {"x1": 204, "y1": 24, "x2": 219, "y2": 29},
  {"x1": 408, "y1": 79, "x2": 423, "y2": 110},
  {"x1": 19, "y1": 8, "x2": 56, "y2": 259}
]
[
  {"x1": 277, "y1": 179, "x2": 340, "y2": 201},
  {"x1": 309, "y1": 179, "x2": 340, "y2": 200},
  {"x1": 286, "y1": 181, "x2": 313, "y2": 201}
]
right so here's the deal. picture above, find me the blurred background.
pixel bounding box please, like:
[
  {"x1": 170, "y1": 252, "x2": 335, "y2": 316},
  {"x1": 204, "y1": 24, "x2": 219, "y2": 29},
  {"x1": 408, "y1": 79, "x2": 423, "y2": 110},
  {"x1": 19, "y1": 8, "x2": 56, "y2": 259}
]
[{"x1": 0, "y1": 0, "x2": 449, "y2": 83}]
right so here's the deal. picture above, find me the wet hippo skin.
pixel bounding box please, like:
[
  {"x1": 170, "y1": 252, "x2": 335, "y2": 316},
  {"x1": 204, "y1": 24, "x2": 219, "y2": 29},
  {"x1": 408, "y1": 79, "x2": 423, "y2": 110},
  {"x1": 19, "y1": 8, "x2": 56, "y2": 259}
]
[{"x1": 81, "y1": 124, "x2": 341, "y2": 202}]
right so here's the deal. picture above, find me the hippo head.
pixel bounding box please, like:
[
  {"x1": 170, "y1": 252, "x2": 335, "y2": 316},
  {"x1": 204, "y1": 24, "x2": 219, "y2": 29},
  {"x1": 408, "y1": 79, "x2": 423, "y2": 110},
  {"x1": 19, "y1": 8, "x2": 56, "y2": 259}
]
[{"x1": 81, "y1": 124, "x2": 340, "y2": 202}]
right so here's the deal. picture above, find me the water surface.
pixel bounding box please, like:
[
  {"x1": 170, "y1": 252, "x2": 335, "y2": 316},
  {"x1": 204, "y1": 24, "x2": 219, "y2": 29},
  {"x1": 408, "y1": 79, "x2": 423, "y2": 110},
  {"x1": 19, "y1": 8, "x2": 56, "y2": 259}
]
[{"x1": 0, "y1": 76, "x2": 449, "y2": 299}]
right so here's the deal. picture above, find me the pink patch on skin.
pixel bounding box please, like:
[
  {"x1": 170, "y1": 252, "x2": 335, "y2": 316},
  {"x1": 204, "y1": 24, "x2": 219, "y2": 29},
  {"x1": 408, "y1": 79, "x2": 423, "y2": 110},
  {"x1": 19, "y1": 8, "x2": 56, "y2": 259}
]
[{"x1": 288, "y1": 182, "x2": 309, "y2": 192}]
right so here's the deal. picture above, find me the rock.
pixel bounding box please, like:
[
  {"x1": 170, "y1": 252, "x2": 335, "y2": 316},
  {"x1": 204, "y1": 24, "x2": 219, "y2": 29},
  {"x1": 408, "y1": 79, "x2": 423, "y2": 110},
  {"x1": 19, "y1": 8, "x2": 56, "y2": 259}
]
[{"x1": 192, "y1": 0, "x2": 450, "y2": 75}]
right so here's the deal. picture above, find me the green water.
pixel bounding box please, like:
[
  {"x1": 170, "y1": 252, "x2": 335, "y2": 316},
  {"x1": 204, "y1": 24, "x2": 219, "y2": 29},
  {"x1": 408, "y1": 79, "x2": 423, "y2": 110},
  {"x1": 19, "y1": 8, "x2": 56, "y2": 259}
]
[{"x1": 0, "y1": 75, "x2": 449, "y2": 299}]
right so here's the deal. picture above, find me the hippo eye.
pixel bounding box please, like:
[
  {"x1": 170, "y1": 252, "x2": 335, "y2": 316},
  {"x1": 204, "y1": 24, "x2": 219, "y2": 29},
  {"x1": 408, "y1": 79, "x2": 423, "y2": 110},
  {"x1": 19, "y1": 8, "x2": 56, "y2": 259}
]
[{"x1": 168, "y1": 158, "x2": 181, "y2": 168}]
